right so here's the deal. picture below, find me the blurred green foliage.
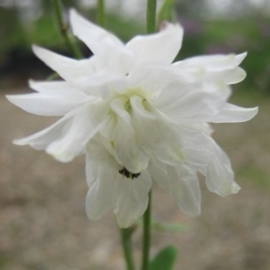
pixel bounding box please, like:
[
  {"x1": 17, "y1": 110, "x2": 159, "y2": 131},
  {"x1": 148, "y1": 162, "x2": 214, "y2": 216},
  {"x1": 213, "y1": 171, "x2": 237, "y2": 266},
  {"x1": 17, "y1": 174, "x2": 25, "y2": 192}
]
[{"x1": 0, "y1": 4, "x2": 269, "y2": 94}]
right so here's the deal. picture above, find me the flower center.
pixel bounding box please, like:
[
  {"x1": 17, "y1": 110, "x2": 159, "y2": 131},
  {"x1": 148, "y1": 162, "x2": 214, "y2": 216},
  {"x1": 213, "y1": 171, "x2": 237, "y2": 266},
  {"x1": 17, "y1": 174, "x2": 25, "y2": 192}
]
[{"x1": 118, "y1": 167, "x2": 141, "y2": 179}]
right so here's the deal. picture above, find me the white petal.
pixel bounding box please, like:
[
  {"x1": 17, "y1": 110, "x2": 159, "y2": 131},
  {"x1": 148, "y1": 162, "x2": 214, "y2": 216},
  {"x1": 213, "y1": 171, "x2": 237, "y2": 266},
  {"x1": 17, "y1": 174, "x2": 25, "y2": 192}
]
[
  {"x1": 177, "y1": 127, "x2": 213, "y2": 173},
  {"x1": 149, "y1": 161, "x2": 201, "y2": 216},
  {"x1": 14, "y1": 103, "x2": 106, "y2": 162},
  {"x1": 167, "y1": 165, "x2": 201, "y2": 216},
  {"x1": 113, "y1": 171, "x2": 152, "y2": 228},
  {"x1": 85, "y1": 151, "x2": 100, "y2": 187},
  {"x1": 70, "y1": 9, "x2": 134, "y2": 74},
  {"x1": 29, "y1": 80, "x2": 78, "y2": 93},
  {"x1": 86, "y1": 134, "x2": 120, "y2": 171},
  {"x1": 111, "y1": 98, "x2": 149, "y2": 173},
  {"x1": 181, "y1": 67, "x2": 246, "y2": 85},
  {"x1": 174, "y1": 52, "x2": 247, "y2": 71},
  {"x1": 33, "y1": 46, "x2": 124, "y2": 88},
  {"x1": 33, "y1": 45, "x2": 97, "y2": 80},
  {"x1": 211, "y1": 103, "x2": 258, "y2": 123},
  {"x1": 6, "y1": 81, "x2": 94, "y2": 116},
  {"x1": 13, "y1": 107, "x2": 78, "y2": 150},
  {"x1": 204, "y1": 137, "x2": 240, "y2": 196},
  {"x1": 212, "y1": 67, "x2": 246, "y2": 84},
  {"x1": 156, "y1": 84, "x2": 231, "y2": 123},
  {"x1": 46, "y1": 103, "x2": 106, "y2": 162},
  {"x1": 127, "y1": 65, "x2": 180, "y2": 93},
  {"x1": 86, "y1": 166, "x2": 114, "y2": 220},
  {"x1": 130, "y1": 96, "x2": 182, "y2": 165},
  {"x1": 126, "y1": 23, "x2": 183, "y2": 67}
]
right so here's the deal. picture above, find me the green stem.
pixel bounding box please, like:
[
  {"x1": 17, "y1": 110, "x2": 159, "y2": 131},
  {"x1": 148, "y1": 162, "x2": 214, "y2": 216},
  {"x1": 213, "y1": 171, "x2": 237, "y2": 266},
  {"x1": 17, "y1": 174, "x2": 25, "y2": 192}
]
[
  {"x1": 140, "y1": 2, "x2": 157, "y2": 269},
  {"x1": 97, "y1": 0, "x2": 105, "y2": 27},
  {"x1": 120, "y1": 228, "x2": 136, "y2": 270},
  {"x1": 147, "y1": 0, "x2": 157, "y2": 34},
  {"x1": 141, "y1": 191, "x2": 152, "y2": 270},
  {"x1": 52, "y1": 0, "x2": 83, "y2": 59}
]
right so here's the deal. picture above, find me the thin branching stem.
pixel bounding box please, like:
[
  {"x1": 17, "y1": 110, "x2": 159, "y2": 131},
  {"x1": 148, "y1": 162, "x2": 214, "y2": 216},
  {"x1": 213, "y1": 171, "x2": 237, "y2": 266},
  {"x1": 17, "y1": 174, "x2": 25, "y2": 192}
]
[
  {"x1": 97, "y1": 0, "x2": 105, "y2": 27},
  {"x1": 147, "y1": 0, "x2": 157, "y2": 34},
  {"x1": 52, "y1": 0, "x2": 83, "y2": 59}
]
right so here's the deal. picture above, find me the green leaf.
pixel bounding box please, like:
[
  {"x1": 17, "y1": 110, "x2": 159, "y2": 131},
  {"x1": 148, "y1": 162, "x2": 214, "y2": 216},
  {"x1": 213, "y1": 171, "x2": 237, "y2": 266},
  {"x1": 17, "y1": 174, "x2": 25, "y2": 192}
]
[
  {"x1": 158, "y1": 0, "x2": 176, "y2": 24},
  {"x1": 149, "y1": 246, "x2": 178, "y2": 270}
]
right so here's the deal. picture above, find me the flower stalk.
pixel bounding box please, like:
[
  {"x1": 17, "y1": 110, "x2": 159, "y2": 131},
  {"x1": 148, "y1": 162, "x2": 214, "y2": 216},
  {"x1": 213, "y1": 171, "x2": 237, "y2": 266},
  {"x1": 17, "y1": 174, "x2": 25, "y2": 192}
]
[
  {"x1": 140, "y1": 1, "x2": 157, "y2": 269},
  {"x1": 97, "y1": 0, "x2": 105, "y2": 27},
  {"x1": 141, "y1": 191, "x2": 152, "y2": 270},
  {"x1": 52, "y1": 0, "x2": 83, "y2": 59},
  {"x1": 147, "y1": 0, "x2": 157, "y2": 34},
  {"x1": 120, "y1": 228, "x2": 136, "y2": 270}
]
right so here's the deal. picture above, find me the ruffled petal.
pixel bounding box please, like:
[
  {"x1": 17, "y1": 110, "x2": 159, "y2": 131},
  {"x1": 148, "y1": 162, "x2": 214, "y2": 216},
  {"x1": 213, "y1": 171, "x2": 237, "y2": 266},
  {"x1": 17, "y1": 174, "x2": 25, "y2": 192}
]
[
  {"x1": 46, "y1": 103, "x2": 106, "y2": 162},
  {"x1": 85, "y1": 150, "x2": 100, "y2": 187},
  {"x1": 28, "y1": 80, "x2": 78, "y2": 93},
  {"x1": 33, "y1": 45, "x2": 123, "y2": 87},
  {"x1": 202, "y1": 136, "x2": 240, "y2": 196},
  {"x1": 179, "y1": 67, "x2": 246, "y2": 85},
  {"x1": 70, "y1": 9, "x2": 134, "y2": 75},
  {"x1": 14, "y1": 103, "x2": 106, "y2": 162},
  {"x1": 210, "y1": 103, "x2": 258, "y2": 123},
  {"x1": 130, "y1": 96, "x2": 182, "y2": 165},
  {"x1": 174, "y1": 52, "x2": 247, "y2": 71},
  {"x1": 149, "y1": 160, "x2": 201, "y2": 216},
  {"x1": 33, "y1": 45, "x2": 96, "y2": 80},
  {"x1": 13, "y1": 107, "x2": 78, "y2": 150},
  {"x1": 177, "y1": 127, "x2": 213, "y2": 173},
  {"x1": 111, "y1": 98, "x2": 149, "y2": 173},
  {"x1": 126, "y1": 23, "x2": 183, "y2": 67},
  {"x1": 210, "y1": 67, "x2": 246, "y2": 84},
  {"x1": 113, "y1": 170, "x2": 152, "y2": 228},
  {"x1": 127, "y1": 65, "x2": 179, "y2": 94},
  {"x1": 86, "y1": 165, "x2": 114, "y2": 220},
  {"x1": 6, "y1": 81, "x2": 95, "y2": 116},
  {"x1": 86, "y1": 134, "x2": 121, "y2": 172},
  {"x1": 155, "y1": 84, "x2": 231, "y2": 123}
]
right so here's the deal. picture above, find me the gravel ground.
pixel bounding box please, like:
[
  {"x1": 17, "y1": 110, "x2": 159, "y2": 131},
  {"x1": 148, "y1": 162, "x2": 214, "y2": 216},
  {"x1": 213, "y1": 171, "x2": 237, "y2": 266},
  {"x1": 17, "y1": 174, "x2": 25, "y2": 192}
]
[{"x1": 1, "y1": 87, "x2": 270, "y2": 270}]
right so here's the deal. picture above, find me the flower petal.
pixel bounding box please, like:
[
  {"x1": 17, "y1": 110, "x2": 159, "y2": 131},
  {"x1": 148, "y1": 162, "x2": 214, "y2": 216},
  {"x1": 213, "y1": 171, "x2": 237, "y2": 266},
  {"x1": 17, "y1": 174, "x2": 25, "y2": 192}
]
[
  {"x1": 156, "y1": 84, "x2": 231, "y2": 123},
  {"x1": 130, "y1": 96, "x2": 182, "y2": 165},
  {"x1": 113, "y1": 171, "x2": 152, "y2": 228},
  {"x1": 211, "y1": 103, "x2": 258, "y2": 123},
  {"x1": 111, "y1": 98, "x2": 149, "y2": 173},
  {"x1": 13, "y1": 107, "x2": 78, "y2": 150},
  {"x1": 85, "y1": 150, "x2": 100, "y2": 187},
  {"x1": 14, "y1": 103, "x2": 106, "y2": 162},
  {"x1": 6, "y1": 81, "x2": 95, "y2": 116},
  {"x1": 127, "y1": 65, "x2": 180, "y2": 93},
  {"x1": 46, "y1": 103, "x2": 106, "y2": 162},
  {"x1": 205, "y1": 137, "x2": 240, "y2": 196},
  {"x1": 28, "y1": 80, "x2": 78, "y2": 93},
  {"x1": 70, "y1": 9, "x2": 134, "y2": 75},
  {"x1": 86, "y1": 165, "x2": 114, "y2": 220},
  {"x1": 33, "y1": 45, "x2": 96, "y2": 80},
  {"x1": 126, "y1": 23, "x2": 183, "y2": 67},
  {"x1": 174, "y1": 52, "x2": 247, "y2": 71},
  {"x1": 86, "y1": 134, "x2": 121, "y2": 172},
  {"x1": 149, "y1": 161, "x2": 201, "y2": 216}
]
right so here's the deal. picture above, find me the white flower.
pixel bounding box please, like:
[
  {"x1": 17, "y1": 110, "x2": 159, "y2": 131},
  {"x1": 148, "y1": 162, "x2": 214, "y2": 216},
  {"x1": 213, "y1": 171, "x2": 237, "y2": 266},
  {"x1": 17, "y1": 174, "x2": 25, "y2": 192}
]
[{"x1": 7, "y1": 10, "x2": 258, "y2": 228}]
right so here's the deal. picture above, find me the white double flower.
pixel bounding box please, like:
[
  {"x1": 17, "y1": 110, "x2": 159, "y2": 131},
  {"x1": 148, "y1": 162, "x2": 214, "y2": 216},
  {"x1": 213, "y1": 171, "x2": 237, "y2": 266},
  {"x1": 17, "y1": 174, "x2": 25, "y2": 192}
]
[{"x1": 7, "y1": 10, "x2": 258, "y2": 228}]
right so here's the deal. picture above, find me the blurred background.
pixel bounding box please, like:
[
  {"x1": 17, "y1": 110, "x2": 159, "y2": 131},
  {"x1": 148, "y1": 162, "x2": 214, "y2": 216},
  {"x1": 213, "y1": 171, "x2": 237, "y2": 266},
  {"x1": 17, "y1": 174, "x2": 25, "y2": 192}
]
[{"x1": 0, "y1": 0, "x2": 270, "y2": 269}]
